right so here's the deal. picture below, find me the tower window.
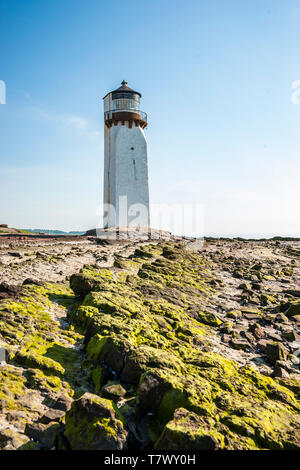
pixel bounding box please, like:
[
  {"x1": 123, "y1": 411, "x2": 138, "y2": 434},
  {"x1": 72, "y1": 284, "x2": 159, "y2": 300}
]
[{"x1": 113, "y1": 98, "x2": 140, "y2": 111}]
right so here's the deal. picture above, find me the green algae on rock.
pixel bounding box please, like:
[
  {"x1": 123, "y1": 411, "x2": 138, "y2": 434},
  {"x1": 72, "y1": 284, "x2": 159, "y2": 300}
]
[
  {"x1": 155, "y1": 408, "x2": 224, "y2": 450},
  {"x1": 284, "y1": 302, "x2": 300, "y2": 318},
  {"x1": 68, "y1": 242, "x2": 300, "y2": 450},
  {"x1": 0, "y1": 281, "x2": 87, "y2": 449},
  {"x1": 0, "y1": 239, "x2": 299, "y2": 450},
  {"x1": 64, "y1": 392, "x2": 127, "y2": 450}
]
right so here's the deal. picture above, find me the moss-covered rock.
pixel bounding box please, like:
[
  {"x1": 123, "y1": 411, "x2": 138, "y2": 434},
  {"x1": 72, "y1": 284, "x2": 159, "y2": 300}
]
[
  {"x1": 14, "y1": 350, "x2": 65, "y2": 376},
  {"x1": 101, "y1": 381, "x2": 126, "y2": 400},
  {"x1": 64, "y1": 392, "x2": 127, "y2": 450},
  {"x1": 0, "y1": 281, "x2": 85, "y2": 444},
  {"x1": 1, "y1": 240, "x2": 298, "y2": 451},
  {"x1": 155, "y1": 408, "x2": 224, "y2": 450},
  {"x1": 198, "y1": 311, "x2": 223, "y2": 327},
  {"x1": 66, "y1": 242, "x2": 300, "y2": 450},
  {"x1": 0, "y1": 428, "x2": 31, "y2": 450},
  {"x1": 265, "y1": 342, "x2": 288, "y2": 365},
  {"x1": 25, "y1": 421, "x2": 61, "y2": 449},
  {"x1": 226, "y1": 309, "x2": 242, "y2": 319},
  {"x1": 284, "y1": 302, "x2": 300, "y2": 318},
  {"x1": 260, "y1": 294, "x2": 277, "y2": 306},
  {"x1": 70, "y1": 273, "x2": 96, "y2": 297}
]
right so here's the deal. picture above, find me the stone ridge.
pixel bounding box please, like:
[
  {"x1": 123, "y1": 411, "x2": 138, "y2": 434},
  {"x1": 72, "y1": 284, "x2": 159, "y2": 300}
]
[{"x1": 0, "y1": 239, "x2": 299, "y2": 450}]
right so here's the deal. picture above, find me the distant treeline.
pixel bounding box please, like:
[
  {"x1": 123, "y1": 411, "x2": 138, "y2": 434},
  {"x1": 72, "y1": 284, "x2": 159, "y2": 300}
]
[{"x1": 24, "y1": 229, "x2": 85, "y2": 235}]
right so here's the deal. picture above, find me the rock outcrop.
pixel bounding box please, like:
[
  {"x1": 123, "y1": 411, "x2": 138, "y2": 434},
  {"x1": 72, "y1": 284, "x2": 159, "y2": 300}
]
[
  {"x1": 64, "y1": 393, "x2": 127, "y2": 450},
  {"x1": 0, "y1": 237, "x2": 299, "y2": 450}
]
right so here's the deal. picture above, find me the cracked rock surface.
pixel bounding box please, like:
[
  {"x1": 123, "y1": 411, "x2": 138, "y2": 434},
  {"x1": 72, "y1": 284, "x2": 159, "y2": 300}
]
[{"x1": 0, "y1": 236, "x2": 299, "y2": 450}]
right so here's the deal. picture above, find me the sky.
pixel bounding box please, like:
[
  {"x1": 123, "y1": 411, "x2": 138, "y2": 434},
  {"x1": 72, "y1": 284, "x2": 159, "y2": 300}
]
[{"x1": 0, "y1": 0, "x2": 300, "y2": 237}]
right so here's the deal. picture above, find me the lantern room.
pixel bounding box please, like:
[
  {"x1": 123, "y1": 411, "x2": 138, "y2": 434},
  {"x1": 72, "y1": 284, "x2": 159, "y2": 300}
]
[{"x1": 103, "y1": 81, "x2": 147, "y2": 129}]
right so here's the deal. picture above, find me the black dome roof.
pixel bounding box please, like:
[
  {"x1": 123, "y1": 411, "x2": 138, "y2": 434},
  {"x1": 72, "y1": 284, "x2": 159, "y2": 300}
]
[{"x1": 103, "y1": 81, "x2": 142, "y2": 99}]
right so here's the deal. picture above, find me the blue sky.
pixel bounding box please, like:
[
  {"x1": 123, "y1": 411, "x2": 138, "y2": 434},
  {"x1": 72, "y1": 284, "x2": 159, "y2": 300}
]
[{"x1": 0, "y1": 0, "x2": 300, "y2": 236}]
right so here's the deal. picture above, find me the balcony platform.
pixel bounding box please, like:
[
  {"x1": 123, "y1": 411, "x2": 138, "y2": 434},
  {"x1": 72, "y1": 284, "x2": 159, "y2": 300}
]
[{"x1": 104, "y1": 110, "x2": 147, "y2": 129}]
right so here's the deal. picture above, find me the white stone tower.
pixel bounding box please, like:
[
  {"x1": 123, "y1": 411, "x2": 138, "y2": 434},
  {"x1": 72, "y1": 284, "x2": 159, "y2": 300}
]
[{"x1": 103, "y1": 81, "x2": 150, "y2": 229}]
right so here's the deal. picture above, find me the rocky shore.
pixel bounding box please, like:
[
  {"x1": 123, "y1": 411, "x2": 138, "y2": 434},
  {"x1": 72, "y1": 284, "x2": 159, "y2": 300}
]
[{"x1": 0, "y1": 235, "x2": 299, "y2": 450}]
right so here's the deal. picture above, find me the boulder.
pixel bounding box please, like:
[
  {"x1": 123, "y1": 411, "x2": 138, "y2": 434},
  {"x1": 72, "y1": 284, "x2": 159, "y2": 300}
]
[
  {"x1": 265, "y1": 330, "x2": 283, "y2": 342},
  {"x1": 230, "y1": 338, "x2": 250, "y2": 351},
  {"x1": 233, "y1": 270, "x2": 243, "y2": 279},
  {"x1": 22, "y1": 278, "x2": 44, "y2": 286},
  {"x1": 284, "y1": 302, "x2": 300, "y2": 319},
  {"x1": 198, "y1": 311, "x2": 222, "y2": 327},
  {"x1": 274, "y1": 364, "x2": 290, "y2": 379},
  {"x1": 155, "y1": 408, "x2": 223, "y2": 450},
  {"x1": 0, "y1": 282, "x2": 22, "y2": 299},
  {"x1": 220, "y1": 322, "x2": 234, "y2": 334},
  {"x1": 222, "y1": 334, "x2": 232, "y2": 344},
  {"x1": 240, "y1": 331, "x2": 255, "y2": 344},
  {"x1": 120, "y1": 356, "x2": 145, "y2": 384},
  {"x1": 289, "y1": 340, "x2": 300, "y2": 353},
  {"x1": 64, "y1": 392, "x2": 127, "y2": 450},
  {"x1": 265, "y1": 342, "x2": 288, "y2": 365},
  {"x1": 260, "y1": 294, "x2": 277, "y2": 306},
  {"x1": 8, "y1": 252, "x2": 22, "y2": 258},
  {"x1": 252, "y1": 282, "x2": 262, "y2": 291},
  {"x1": 238, "y1": 283, "x2": 252, "y2": 291},
  {"x1": 70, "y1": 274, "x2": 96, "y2": 297},
  {"x1": 249, "y1": 324, "x2": 265, "y2": 340},
  {"x1": 0, "y1": 428, "x2": 31, "y2": 450},
  {"x1": 275, "y1": 313, "x2": 289, "y2": 323},
  {"x1": 283, "y1": 289, "x2": 300, "y2": 298},
  {"x1": 226, "y1": 310, "x2": 242, "y2": 319},
  {"x1": 243, "y1": 313, "x2": 261, "y2": 321},
  {"x1": 282, "y1": 330, "x2": 299, "y2": 342},
  {"x1": 257, "y1": 339, "x2": 268, "y2": 352},
  {"x1": 41, "y1": 408, "x2": 66, "y2": 424},
  {"x1": 25, "y1": 422, "x2": 60, "y2": 449},
  {"x1": 240, "y1": 307, "x2": 260, "y2": 315},
  {"x1": 52, "y1": 394, "x2": 73, "y2": 412},
  {"x1": 86, "y1": 335, "x2": 125, "y2": 374},
  {"x1": 137, "y1": 372, "x2": 175, "y2": 418},
  {"x1": 101, "y1": 381, "x2": 127, "y2": 401}
]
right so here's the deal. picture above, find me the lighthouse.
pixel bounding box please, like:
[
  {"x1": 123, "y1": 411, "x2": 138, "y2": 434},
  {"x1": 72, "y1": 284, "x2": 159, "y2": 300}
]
[{"x1": 103, "y1": 81, "x2": 150, "y2": 229}]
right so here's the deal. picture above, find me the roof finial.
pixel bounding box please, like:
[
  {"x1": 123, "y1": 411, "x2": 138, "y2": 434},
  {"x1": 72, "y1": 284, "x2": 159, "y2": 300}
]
[{"x1": 121, "y1": 80, "x2": 128, "y2": 86}]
